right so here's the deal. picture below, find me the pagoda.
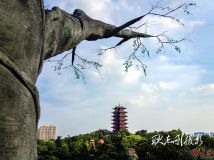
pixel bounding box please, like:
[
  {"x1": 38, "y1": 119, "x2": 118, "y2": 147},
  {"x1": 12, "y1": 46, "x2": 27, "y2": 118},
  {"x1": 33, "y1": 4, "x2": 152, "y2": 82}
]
[{"x1": 112, "y1": 104, "x2": 128, "y2": 132}]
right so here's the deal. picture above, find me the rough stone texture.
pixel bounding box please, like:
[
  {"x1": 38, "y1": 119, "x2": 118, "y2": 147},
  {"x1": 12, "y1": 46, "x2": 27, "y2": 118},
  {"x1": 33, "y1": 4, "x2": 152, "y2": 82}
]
[
  {"x1": 0, "y1": 0, "x2": 44, "y2": 81},
  {"x1": 0, "y1": 0, "x2": 43, "y2": 159},
  {"x1": 0, "y1": 64, "x2": 37, "y2": 160}
]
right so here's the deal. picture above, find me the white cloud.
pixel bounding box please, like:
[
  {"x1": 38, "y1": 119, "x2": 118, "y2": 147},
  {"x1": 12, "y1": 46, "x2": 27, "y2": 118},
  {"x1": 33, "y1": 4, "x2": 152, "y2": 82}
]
[
  {"x1": 133, "y1": 15, "x2": 204, "y2": 42},
  {"x1": 187, "y1": 20, "x2": 205, "y2": 30},
  {"x1": 158, "y1": 55, "x2": 169, "y2": 62},
  {"x1": 94, "y1": 49, "x2": 142, "y2": 84},
  {"x1": 192, "y1": 84, "x2": 214, "y2": 95},
  {"x1": 128, "y1": 83, "x2": 159, "y2": 108},
  {"x1": 123, "y1": 68, "x2": 141, "y2": 84},
  {"x1": 128, "y1": 94, "x2": 158, "y2": 108},
  {"x1": 146, "y1": 54, "x2": 207, "y2": 88},
  {"x1": 159, "y1": 81, "x2": 180, "y2": 90},
  {"x1": 141, "y1": 83, "x2": 157, "y2": 93},
  {"x1": 46, "y1": 0, "x2": 133, "y2": 24},
  {"x1": 129, "y1": 96, "x2": 145, "y2": 108},
  {"x1": 74, "y1": 0, "x2": 117, "y2": 23}
]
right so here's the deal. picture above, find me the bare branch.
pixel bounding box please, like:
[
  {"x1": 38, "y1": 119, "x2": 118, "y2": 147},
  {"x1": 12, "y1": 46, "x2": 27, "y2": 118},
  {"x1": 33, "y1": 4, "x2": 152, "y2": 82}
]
[{"x1": 71, "y1": 46, "x2": 76, "y2": 65}]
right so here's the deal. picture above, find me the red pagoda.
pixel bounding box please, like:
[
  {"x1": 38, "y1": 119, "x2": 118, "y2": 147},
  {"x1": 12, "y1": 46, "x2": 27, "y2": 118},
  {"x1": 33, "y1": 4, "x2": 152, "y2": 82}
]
[{"x1": 112, "y1": 105, "x2": 128, "y2": 132}]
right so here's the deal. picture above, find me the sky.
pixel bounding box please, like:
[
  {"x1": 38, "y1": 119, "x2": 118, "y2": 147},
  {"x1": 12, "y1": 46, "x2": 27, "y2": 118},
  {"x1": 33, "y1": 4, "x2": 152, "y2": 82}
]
[{"x1": 37, "y1": 0, "x2": 214, "y2": 137}]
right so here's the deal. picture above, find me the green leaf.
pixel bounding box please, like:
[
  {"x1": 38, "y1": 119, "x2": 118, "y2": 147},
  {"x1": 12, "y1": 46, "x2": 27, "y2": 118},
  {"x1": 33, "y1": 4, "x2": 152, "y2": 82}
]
[{"x1": 175, "y1": 46, "x2": 181, "y2": 53}]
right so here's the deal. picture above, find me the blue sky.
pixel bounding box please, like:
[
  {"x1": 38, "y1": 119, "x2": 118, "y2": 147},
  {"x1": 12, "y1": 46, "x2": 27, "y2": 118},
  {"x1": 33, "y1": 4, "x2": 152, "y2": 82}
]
[{"x1": 37, "y1": 0, "x2": 214, "y2": 136}]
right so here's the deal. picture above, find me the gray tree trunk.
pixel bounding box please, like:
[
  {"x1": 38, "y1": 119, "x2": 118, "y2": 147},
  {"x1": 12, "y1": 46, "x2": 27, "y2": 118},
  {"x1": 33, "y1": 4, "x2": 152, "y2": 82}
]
[{"x1": 0, "y1": 0, "x2": 44, "y2": 159}]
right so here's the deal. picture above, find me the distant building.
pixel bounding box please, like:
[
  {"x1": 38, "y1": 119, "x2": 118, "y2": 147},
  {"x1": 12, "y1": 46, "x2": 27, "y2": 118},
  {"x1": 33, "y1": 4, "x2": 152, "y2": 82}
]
[
  {"x1": 194, "y1": 132, "x2": 209, "y2": 137},
  {"x1": 210, "y1": 132, "x2": 214, "y2": 137},
  {"x1": 112, "y1": 104, "x2": 128, "y2": 132},
  {"x1": 37, "y1": 125, "x2": 56, "y2": 140}
]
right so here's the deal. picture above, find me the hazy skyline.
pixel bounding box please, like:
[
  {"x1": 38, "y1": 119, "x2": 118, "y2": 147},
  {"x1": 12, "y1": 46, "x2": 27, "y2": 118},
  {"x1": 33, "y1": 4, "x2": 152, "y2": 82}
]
[{"x1": 37, "y1": 0, "x2": 214, "y2": 136}]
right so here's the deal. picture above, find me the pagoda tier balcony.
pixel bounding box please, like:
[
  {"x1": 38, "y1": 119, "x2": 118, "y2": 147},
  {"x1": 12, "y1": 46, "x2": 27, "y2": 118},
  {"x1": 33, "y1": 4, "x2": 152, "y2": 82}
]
[
  {"x1": 112, "y1": 114, "x2": 127, "y2": 116},
  {"x1": 111, "y1": 121, "x2": 128, "y2": 124},
  {"x1": 112, "y1": 122, "x2": 128, "y2": 124},
  {"x1": 112, "y1": 110, "x2": 127, "y2": 112},
  {"x1": 112, "y1": 122, "x2": 128, "y2": 125},
  {"x1": 112, "y1": 111, "x2": 127, "y2": 113},
  {"x1": 112, "y1": 123, "x2": 128, "y2": 126},
  {"x1": 112, "y1": 117, "x2": 127, "y2": 119},
  {"x1": 112, "y1": 121, "x2": 127, "y2": 123},
  {"x1": 112, "y1": 114, "x2": 127, "y2": 117},
  {"x1": 112, "y1": 117, "x2": 127, "y2": 121},
  {"x1": 112, "y1": 108, "x2": 127, "y2": 110},
  {"x1": 112, "y1": 116, "x2": 127, "y2": 119},
  {"x1": 112, "y1": 106, "x2": 126, "y2": 109},
  {"x1": 112, "y1": 122, "x2": 127, "y2": 124}
]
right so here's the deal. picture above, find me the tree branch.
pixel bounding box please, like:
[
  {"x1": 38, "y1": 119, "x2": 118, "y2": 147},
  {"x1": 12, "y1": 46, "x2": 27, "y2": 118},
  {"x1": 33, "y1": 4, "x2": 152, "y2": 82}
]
[
  {"x1": 44, "y1": 2, "x2": 196, "y2": 73},
  {"x1": 43, "y1": 7, "x2": 153, "y2": 60}
]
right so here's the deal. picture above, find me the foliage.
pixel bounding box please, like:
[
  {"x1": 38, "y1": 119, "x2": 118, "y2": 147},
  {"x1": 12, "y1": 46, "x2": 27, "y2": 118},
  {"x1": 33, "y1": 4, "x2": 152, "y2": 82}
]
[{"x1": 38, "y1": 129, "x2": 214, "y2": 160}]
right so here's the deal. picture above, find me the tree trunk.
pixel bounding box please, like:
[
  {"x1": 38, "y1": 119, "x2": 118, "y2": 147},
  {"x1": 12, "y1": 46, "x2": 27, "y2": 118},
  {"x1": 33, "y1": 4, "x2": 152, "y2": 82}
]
[
  {"x1": 0, "y1": 63, "x2": 37, "y2": 159},
  {"x1": 0, "y1": 0, "x2": 44, "y2": 159}
]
